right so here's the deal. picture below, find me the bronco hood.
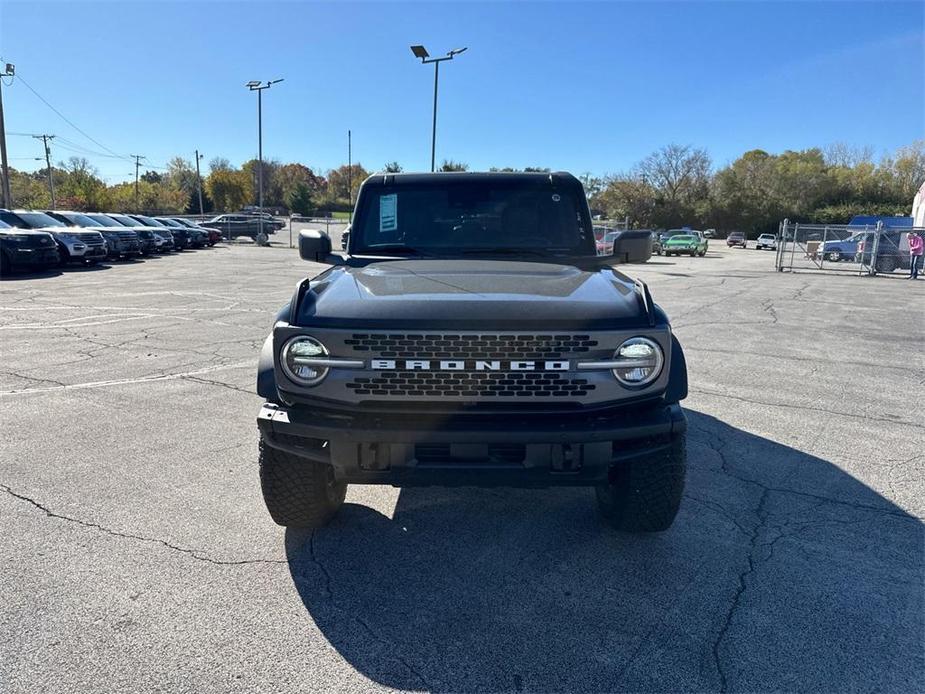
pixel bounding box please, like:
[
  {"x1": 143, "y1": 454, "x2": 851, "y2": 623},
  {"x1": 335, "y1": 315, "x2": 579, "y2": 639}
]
[{"x1": 292, "y1": 260, "x2": 663, "y2": 330}]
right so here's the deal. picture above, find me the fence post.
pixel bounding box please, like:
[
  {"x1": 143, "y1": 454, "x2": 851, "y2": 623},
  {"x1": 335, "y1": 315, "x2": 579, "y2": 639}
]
[
  {"x1": 776, "y1": 219, "x2": 786, "y2": 271},
  {"x1": 789, "y1": 222, "x2": 799, "y2": 269},
  {"x1": 820, "y1": 225, "x2": 829, "y2": 269},
  {"x1": 289, "y1": 216, "x2": 293, "y2": 249}
]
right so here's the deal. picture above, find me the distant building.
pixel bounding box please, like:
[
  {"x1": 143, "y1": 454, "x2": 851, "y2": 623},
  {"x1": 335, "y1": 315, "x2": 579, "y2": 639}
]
[
  {"x1": 847, "y1": 215, "x2": 913, "y2": 228},
  {"x1": 913, "y1": 181, "x2": 925, "y2": 228}
]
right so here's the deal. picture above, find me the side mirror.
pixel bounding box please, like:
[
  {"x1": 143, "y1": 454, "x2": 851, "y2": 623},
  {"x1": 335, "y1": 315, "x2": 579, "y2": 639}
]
[
  {"x1": 299, "y1": 229, "x2": 333, "y2": 263},
  {"x1": 610, "y1": 230, "x2": 653, "y2": 264}
]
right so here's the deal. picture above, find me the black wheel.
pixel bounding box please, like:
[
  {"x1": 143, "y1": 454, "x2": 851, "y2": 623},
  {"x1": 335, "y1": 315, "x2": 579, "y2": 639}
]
[
  {"x1": 875, "y1": 256, "x2": 898, "y2": 274},
  {"x1": 259, "y1": 438, "x2": 346, "y2": 528},
  {"x1": 595, "y1": 435, "x2": 686, "y2": 532},
  {"x1": 826, "y1": 251, "x2": 841, "y2": 262}
]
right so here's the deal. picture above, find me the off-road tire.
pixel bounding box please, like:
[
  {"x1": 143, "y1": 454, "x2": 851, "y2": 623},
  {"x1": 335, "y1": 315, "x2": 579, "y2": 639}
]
[
  {"x1": 595, "y1": 435, "x2": 686, "y2": 532},
  {"x1": 259, "y1": 438, "x2": 347, "y2": 528}
]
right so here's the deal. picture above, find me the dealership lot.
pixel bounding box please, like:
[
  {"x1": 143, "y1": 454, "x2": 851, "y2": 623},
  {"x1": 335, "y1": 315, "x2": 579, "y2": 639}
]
[{"x1": 1, "y1": 245, "x2": 922, "y2": 692}]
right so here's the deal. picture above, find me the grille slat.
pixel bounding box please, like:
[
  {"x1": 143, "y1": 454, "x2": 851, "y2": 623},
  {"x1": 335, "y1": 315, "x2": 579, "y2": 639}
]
[
  {"x1": 345, "y1": 333, "x2": 598, "y2": 360},
  {"x1": 347, "y1": 370, "x2": 595, "y2": 398}
]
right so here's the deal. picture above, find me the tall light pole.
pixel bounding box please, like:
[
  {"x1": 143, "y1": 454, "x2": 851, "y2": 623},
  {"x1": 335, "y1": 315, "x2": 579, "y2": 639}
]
[
  {"x1": 245, "y1": 78, "x2": 283, "y2": 240},
  {"x1": 0, "y1": 62, "x2": 14, "y2": 208},
  {"x1": 410, "y1": 45, "x2": 467, "y2": 172},
  {"x1": 194, "y1": 149, "x2": 204, "y2": 216}
]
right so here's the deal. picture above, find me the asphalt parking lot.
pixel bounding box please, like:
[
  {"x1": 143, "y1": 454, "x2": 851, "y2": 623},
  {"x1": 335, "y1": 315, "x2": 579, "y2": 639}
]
[{"x1": 1, "y1": 244, "x2": 922, "y2": 693}]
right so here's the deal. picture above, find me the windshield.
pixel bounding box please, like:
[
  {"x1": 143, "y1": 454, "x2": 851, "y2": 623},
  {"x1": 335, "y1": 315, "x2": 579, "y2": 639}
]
[
  {"x1": 58, "y1": 212, "x2": 103, "y2": 227},
  {"x1": 670, "y1": 235, "x2": 696, "y2": 241},
  {"x1": 7, "y1": 211, "x2": 66, "y2": 228},
  {"x1": 85, "y1": 214, "x2": 122, "y2": 227},
  {"x1": 602, "y1": 232, "x2": 620, "y2": 242},
  {"x1": 109, "y1": 215, "x2": 144, "y2": 227},
  {"x1": 353, "y1": 180, "x2": 593, "y2": 255},
  {"x1": 0, "y1": 220, "x2": 10, "y2": 229},
  {"x1": 157, "y1": 218, "x2": 183, "y2": 227},
  {"x1": 135, "y1": 215, "x2": 166, "y2": 227}
]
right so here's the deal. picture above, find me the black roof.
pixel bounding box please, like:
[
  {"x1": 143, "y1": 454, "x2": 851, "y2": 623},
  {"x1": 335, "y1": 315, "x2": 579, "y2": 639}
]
[{"x1": 360, "y1": 171, "x2": 580, "y2": 188}]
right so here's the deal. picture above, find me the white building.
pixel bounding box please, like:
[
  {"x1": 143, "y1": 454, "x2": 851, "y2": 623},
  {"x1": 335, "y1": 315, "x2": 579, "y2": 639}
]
[{"x1": 913, "y1": 180, "x2": 925, "y2": 228}]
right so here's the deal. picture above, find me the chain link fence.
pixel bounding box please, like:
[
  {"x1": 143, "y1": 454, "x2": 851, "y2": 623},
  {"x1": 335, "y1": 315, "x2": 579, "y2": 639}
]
[{"x1": 775, "y1": 219, "x2": 922, "y2": 276}]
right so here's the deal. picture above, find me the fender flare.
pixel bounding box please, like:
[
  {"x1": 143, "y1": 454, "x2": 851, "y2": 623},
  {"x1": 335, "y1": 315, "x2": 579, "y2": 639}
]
[
  {"x1": 256, "y1": 304, "x2": 293, "y2": 402},
  {"x1": 256, "y1": 334, "x2": 278, "y2": 402},
  {"x1": 664, "y1": 333, "x2": 688, "y2": 404}
]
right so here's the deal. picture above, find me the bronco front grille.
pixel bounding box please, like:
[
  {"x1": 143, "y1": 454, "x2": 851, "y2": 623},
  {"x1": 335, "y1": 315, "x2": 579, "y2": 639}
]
[
  {"x1": 344, "y1": 333, "x2": 598, "y2": 359},
  {"x1": 346, "y1": 371, "x2": 596, "y2": 398}
]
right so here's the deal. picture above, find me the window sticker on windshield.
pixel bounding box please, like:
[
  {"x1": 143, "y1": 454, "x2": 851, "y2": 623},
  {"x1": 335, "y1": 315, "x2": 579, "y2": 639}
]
[{"x1": 379, "y1": 194, "x2": 398, "y2": 232}]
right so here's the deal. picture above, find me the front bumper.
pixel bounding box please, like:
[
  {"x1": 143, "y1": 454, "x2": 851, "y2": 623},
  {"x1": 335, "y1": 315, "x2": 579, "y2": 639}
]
[
  {"x1": 83, "y1": 245, "x2": 108, "y2": 259},
  {"x1": 258, "y1": 401, "x2": 686, "y2": 486},
  {"x1": 9, "y1": 247, "x2": 59, "y2": 267}
]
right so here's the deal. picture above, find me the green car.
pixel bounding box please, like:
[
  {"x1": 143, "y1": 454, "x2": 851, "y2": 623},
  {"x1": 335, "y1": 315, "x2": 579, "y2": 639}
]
[{"x1": 663, "y1": 232, "x2": 708, "y2": 257}]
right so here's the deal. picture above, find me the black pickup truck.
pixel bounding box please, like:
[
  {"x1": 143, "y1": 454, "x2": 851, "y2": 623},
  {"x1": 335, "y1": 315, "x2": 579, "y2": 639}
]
[{"x1": 257, "y1": 172, "x2": 688, "y2": 532}]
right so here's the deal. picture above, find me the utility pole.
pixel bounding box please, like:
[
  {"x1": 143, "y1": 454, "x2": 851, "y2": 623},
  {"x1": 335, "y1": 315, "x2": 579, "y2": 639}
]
[
  {"x1": 410, "y1": 46, "x2": 467, "y2": 172},
  {"x1": 0, "y1": 62, "x2": 14, "y2": 208},
  {"x1": 131, "y1": 154, "x2": 145, "y2": 211},
  {"x1": 245, "y1": 79, "x2": 283, "y2": 241},
  {"x1": 33, "y1": 134, "x2": 56, "y2": 209},
  {"x1": 195, "y1": 149, "x2": 204, "y2": 215}
]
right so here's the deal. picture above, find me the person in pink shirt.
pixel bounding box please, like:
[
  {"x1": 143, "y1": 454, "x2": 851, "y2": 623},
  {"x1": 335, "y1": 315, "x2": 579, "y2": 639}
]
[{"x1": 908, "y1": 230, "x2": 924, "y2": 279}]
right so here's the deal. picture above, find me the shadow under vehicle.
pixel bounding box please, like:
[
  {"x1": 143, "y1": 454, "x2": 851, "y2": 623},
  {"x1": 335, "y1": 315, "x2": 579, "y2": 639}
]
[{"x1": 284, "y1": 410, "x2": 923, "y2": 692}]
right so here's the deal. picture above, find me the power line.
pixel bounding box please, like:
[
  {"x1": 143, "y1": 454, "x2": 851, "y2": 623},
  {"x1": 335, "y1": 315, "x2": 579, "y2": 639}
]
[{"x1": 12, "y1": 71, "x2": 131, "y2": 161}]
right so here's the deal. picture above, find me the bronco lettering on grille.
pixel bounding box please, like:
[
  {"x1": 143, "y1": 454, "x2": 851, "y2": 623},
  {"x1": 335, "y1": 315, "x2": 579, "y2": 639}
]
[{"x1": 370, "y1": 359, "x2": 570, "y2": 371}]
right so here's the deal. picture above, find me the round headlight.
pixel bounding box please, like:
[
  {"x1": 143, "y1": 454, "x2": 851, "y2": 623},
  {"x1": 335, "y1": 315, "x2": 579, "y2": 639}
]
[
  {"x1": 612, "y1": 337, "x2": 664, "y2": 387},
  {"x1": 281, "y1": 336, "x2": 329, "y2": 386}
]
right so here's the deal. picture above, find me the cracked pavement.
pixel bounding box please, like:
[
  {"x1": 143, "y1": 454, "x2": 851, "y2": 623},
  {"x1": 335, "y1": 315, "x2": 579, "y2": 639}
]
[{"x1": 1, "y1": 243, "x2": 923, "y2": 693}]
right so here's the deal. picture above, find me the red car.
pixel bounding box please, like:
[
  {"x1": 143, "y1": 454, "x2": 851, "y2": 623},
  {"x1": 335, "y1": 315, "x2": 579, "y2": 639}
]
[{"x1": 727, "y1": 231, "x2": 747, "y2": 248}]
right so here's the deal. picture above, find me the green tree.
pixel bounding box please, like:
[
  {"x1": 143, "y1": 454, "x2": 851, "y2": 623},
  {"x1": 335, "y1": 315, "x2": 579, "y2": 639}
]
[
  {"x1": 325, "y1": 163, "x2": 369, "y2": 207},
  {"x1": 205, "y1": 168, "x2": 252, "y2": 212},
  {"x1": 439, "y1": 159, "x2": 468, "y2": 172},
  {"x1": 383, "y1": 161, "x2": 402, "y2": 173},
  {"x1": 285, "y1": 182, "x2": 315, "y2": 216}
]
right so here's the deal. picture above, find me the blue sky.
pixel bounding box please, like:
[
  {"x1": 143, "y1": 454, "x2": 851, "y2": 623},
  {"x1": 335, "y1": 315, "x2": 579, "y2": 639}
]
[{"x1": 2, "y1": 1, "x2": 922, "y2": 183}]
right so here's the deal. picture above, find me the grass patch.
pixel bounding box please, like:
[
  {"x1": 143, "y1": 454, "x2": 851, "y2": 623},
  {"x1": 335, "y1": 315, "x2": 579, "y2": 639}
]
[{"x1": 330, "y1": 211, "x2": 351, "y2": 220}]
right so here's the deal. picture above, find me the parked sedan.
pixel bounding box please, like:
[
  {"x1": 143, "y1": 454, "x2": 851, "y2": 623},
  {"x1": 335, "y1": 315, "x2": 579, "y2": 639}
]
[
  {"x1": 727, "y1": 231, "x2": 747, "y2": 248},
  {"x1": 1, "y1": 209, "x2": 107, "y2": 265},
  {"x1": 755, "y1": 233, "x2": 778, "y2": 251},
  {"x1": 199, "y1": 213, "x2": 282, "y2": 239},
  {"x1": 663, "y1": 232, "x2": 708, "y2": 257},
  {"x1": 154, "y1": 217, "x2": 208, "y2": 248},
  {"x1": 0, "y1": 220, "x2": 59, "y2": 274}
]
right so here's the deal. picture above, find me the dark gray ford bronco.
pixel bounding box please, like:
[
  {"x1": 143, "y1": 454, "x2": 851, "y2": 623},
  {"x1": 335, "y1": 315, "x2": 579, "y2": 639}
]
[{"x1": 256, "y1": 172, "x2": 688, "y2": 531}]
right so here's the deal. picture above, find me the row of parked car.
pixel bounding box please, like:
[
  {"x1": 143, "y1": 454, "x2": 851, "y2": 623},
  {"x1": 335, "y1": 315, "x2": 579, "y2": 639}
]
[{"x1": 0, "y1": 209, "x2": 222, "y2": 275}]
